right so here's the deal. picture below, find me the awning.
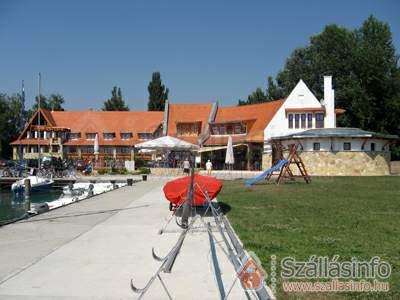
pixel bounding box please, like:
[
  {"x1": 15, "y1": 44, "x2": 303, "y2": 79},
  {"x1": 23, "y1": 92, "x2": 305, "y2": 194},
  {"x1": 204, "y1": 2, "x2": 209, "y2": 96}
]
[{"x1": 198, "y1": 143, "x2": 246, "y2": 153}]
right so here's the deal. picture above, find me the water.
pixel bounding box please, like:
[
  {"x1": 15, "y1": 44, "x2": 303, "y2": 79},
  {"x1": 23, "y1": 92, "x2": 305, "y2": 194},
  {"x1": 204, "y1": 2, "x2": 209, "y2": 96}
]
[{"x1": 0, "y1": 190, "x2": 62, "y2": 224}]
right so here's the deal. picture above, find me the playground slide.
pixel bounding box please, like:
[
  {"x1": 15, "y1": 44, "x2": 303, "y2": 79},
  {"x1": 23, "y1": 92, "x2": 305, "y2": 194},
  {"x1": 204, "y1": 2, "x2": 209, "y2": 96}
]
[{"x1": 245, "y1": 159, "x2": 288, "y2": 186}]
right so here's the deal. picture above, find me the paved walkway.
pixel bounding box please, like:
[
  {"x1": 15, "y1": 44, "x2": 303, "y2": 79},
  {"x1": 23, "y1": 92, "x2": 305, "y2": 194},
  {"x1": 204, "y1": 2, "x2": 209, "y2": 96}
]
[{"x1": 0, "y1": 179, "x2": 249, "y2": 299}]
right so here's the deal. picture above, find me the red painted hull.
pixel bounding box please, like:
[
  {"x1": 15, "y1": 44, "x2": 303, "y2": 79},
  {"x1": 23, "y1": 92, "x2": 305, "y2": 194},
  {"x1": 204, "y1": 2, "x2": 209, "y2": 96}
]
[{"x1": 163, "y1": 174, "x2": 223, "y2": 206}]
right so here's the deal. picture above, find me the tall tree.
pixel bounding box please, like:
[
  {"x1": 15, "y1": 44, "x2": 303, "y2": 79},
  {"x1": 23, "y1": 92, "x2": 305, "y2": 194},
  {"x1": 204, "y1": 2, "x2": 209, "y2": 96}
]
[
  {"x1": 266, "y1": 76, "x2": 284, "y2": 100},
  {"x1": 275, "y1": 17, "x2": 400, "y2": 133},
  {"x1": 0, "y1": 94, "x2": 25, "y2": 158},
  {"x1": 102, "y1": 86, "x2": 129, "y2": 111},
  {"x1": 147, "y1": 72, "x2": 169, "y2": 111},
  {"x1": 238, "y1": 76, "x2": 283, "y2": 105},
  {"x1": 238, "y1": 88, "x2": 266, "y2": 106}
]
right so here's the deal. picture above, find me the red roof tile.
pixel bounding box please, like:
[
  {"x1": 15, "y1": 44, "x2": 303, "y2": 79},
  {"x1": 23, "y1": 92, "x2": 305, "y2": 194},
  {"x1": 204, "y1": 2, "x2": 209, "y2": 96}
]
[
  {"x1": 167, "y1": 103, "x2": 213, "y2": 144},
  {"x1": 206, "y1": 100, "x2": 284, "y2": 144},
  {"x1": 51, "y1": 111, "x2": 163, "y2": 146}
]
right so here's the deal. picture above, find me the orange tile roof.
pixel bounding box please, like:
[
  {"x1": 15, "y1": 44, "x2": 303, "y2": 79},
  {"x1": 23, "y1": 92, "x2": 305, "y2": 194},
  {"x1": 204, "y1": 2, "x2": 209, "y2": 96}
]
[
  {"x1": 167, "y1": 103, "x2": 213, "y2": 144},
  {"x1": 204, "y1": 135, "x2": 247, "y2": 146},
  {"x1": 51, "y1": 111, "x2": 163, "y2": 146},
  {"x1": 206, "y1": 99, "x2": 285, "y2": 144}
]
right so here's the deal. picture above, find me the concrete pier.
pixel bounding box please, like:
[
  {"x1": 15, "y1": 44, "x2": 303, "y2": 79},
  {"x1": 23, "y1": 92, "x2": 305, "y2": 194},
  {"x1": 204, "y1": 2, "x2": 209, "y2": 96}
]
[{"x1": 0, "y1": 180, "x2": 249, "y2": 299}]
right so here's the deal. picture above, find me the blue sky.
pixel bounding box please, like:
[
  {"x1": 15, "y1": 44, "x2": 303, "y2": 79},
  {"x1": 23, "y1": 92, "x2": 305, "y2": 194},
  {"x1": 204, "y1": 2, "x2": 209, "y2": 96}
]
[{"x1": 1, "y1": 0, "x2": 399, "y2": 110}]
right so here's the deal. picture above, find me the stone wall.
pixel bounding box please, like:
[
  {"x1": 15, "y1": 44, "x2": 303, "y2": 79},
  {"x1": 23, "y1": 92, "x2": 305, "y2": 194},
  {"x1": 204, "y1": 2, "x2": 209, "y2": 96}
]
[
  {"x1": 391, "y1": 161, "x2": 400, "y2": 175},
  {"x1": 262, "y1": 151, "x2": 391, "y2": 176},
  {"x1": 262, "y1": 153, "x2": 272, "y2": 170},
  {"x1": 149, "y1": 168, "x2": 186, "y2": 177}
]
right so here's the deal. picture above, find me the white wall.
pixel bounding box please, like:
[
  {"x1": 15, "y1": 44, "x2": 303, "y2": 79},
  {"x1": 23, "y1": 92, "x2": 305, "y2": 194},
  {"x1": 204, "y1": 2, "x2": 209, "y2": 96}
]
[
  {"x1": 280, "y1": 138, "x2": 388, "y2": 152},
  {"x1": 264, "y1": 80, "x2": 323, "y2": 152},
  {"x1": 324, "y1": 76, "x2": 336, "y2": 128}
]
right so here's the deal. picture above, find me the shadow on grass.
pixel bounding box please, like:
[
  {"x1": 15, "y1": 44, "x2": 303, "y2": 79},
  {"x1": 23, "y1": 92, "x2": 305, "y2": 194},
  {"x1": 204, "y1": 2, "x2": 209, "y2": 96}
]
[{"x1": 217, "y1": 201, "x2": 231, "y2": 215}]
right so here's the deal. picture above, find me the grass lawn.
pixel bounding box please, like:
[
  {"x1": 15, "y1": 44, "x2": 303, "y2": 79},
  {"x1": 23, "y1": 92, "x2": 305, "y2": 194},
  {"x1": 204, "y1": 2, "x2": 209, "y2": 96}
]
[{"x1": 218, "y1": 176, "x2": 400, "y2": 300}]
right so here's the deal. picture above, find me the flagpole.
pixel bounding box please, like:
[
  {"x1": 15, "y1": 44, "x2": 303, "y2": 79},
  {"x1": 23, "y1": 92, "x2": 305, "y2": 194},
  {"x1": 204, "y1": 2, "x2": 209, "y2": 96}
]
[{"x1": 38, "y1": 72, "x2": 41, "y2": 170}]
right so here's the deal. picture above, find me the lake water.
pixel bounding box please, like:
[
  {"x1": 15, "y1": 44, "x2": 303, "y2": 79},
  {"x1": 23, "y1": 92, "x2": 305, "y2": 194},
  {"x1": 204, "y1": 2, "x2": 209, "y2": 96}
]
[{"x1": 0, "y1": 190, "x2": 61, "y2": 224}]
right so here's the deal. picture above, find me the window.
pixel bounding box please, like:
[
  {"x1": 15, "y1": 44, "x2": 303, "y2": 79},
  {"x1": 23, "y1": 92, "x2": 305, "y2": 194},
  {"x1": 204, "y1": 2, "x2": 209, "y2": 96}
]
[
  {"x1": 371, "y1": 143, "x2": 375, "y2": 151},
  {"x1": 344, "y1": 143, "x2": 351, "y2": 151},
  {"x1": 316, "y1": 113, "x2": 324, "y2": 128},
  {"x1": 313, "y1": 143, "x2": 321, "y2": 151},
  {"x1": 65, "y1": 146, "x2": 77, "y2": 153},
  {"x1": 81, "y1": 146, "x2": 94, "y2": 154},
  {"x1": 116, "y1": 147, "x2": 130, "y2": 154},
  {"x1": 219, "y1": 126, "x2": 226, "y2": 135},
  {"x1": 100, "y1": 147, "x2": 113, "y2": 154},
  {"x1": 70, "y1": 132, "x2": 81, "y2": 140},
  {"x1": 294, "y1": 114, "x2": 300, "y2": 128},
  {"x1": 227, "y1": 125, "x2": 233, "y2": 135},
  {"x1": 120, "y1": 132, "x2": 132, "y2": 140},
  {"x1": 177, "y1": 123, "x2": 200, "y2": 136},
  {"x1": 138, "y1": 133, "x2": 153, "y2": 140},
  {"x1": 301, "y1": 114, "x2": 306, "y2": 128},
  {"x1": 103, "y1": 132, "x2": 115, "y2": 140},
  {"x1": 307, "y1": 113, "x2": 313, "y2": 128},
  {"x1": 234, "y1": 125, "x2": 242, "y2": 134},
  {"x1": 86, "y1": 133, "x2": 97, "y2": 140},
  {"x1": 210, "y1": 126, "x2": 218, "y2": 135},
  {"x1": 288, "y1": 114, "x2": 293, "y2": 129}
]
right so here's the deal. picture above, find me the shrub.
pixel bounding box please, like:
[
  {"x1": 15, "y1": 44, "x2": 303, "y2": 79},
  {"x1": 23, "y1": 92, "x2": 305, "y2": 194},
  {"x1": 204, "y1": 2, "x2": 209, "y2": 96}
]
[
  {"x1": 135, "y1": 159, "x2": 145, "y2": 169},
  {"x1": 139, "y1": 167, "x2": 150, "y2": 174}
]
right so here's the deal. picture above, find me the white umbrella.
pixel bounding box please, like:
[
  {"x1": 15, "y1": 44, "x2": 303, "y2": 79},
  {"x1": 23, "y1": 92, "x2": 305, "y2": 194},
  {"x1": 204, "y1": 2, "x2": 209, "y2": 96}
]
[
  {"x1": 225, "y1": 135, "x2": 235, "y2": 165},
  {"x1": 94, "y1": 133, "x2": 99, "y2": 155},
  {"x1": 135, "y1": 135, "x2": 199, "y2": 151}
]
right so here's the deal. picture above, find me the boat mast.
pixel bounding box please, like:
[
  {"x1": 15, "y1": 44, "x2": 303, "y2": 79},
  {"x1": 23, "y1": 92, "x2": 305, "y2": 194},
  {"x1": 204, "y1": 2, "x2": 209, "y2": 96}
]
[{"x1": 37, "y1": 72, "x2": 41, "y2": 170}]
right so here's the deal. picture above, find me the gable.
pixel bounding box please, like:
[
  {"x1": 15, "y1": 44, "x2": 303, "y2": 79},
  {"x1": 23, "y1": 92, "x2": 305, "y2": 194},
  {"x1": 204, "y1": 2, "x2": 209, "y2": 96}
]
[{"x1": 284, "y1": 80, "x2": 321, "y2": 109}]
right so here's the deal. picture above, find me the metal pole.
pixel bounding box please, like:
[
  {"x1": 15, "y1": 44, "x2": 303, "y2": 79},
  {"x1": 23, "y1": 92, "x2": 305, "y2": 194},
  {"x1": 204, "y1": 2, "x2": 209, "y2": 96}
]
[
  {"x1": 181, "y1": 153, "x2": 195, "y2": 228},
  {"x1": 24, "y1": 178, "x2": 31, "y2": 211}
]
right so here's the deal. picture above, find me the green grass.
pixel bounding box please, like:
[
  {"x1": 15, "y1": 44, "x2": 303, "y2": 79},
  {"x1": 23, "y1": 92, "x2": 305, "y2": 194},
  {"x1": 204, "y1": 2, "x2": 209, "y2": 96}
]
[{"x1": 218, "y1": 177, "x2": 400, "y2": 300}]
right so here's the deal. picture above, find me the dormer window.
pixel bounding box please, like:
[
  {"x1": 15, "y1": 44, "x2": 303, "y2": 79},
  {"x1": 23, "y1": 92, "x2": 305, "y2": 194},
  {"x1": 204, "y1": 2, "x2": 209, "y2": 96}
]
[
  {"x1": 210, "y1": 123, "x2": 246, "y2": 135},
  {"x1": 103, "y1": 132, "x2": 116, "y2": 140},
  {"x1": 120, "y1": 132, "x2": 132, "y2": 140},
  {"x1": 177, "y1": 122, "x2": 201, "y2": 137},
  {"x1": 138, "y1": 133, "x2": 153, "y2": 140},
  {"x1": 86, "y1": 133, "x2": 97, "y2": 140},
  {"x1": 70, "y1": 132, "x2": 81, "y2": 140}
]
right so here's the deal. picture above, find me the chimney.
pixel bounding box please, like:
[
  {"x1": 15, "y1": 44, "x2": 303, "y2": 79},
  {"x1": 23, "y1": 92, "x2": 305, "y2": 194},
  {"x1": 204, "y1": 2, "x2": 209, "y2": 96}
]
[
  {"x1": 162, "y1": 100, "x2": 169, "y2": 136},
  {"x1": 323, "y1": 76, "x2": 335, "y2": 128}
]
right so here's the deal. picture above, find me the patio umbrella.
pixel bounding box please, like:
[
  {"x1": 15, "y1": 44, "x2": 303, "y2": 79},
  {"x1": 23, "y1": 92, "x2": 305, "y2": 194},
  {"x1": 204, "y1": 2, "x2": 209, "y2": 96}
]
[
  {"x1": 135, "y1": 135, "x2": 199, "y2": 151},
  {"x1": 163, "y1": 174, "x2": 223, "y2": 206},
  {"x1": 94, "y1": 133, "x2": 99, "y2": 161},
  {"x1": 225, "y1": 135, "x2": 235, "y2": 166}
]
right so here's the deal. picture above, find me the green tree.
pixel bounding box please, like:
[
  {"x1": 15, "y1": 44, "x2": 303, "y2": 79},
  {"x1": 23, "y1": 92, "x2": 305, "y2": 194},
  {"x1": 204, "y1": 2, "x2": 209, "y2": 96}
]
[
  {"x1": 275, "y1": 17, "x2": 400, "y2": 135},
  {"x1": 238, "y1": 88, "x2": 266, "y2": 105},
  {"x1": 0, "y1": 94, "x2": 25, "y2": 158},
  {"x1": 147, "y1": 72, "x2": 169, "y2": 111},
  {"x1": 266, "y1": 76, "x2": 284, "y2": 100},
  {"x1": 102, "y1": 86, "x2": 129, "y2": 111},
  {"x1": 238, "y1": 76, "x2": 283, "y2": 105}
]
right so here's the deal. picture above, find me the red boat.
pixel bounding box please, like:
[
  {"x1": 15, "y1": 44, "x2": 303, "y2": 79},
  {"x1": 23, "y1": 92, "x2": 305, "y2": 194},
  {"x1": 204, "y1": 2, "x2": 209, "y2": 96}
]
[{"x1": 163, "y1": 174, "x2": 223, "y2": 206}]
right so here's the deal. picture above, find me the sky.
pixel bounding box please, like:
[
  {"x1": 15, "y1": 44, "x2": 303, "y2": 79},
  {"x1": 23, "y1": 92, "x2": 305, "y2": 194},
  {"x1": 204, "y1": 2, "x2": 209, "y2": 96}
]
[{"x1": 0, "y1": 0, "x2": 399, "y2": 111}]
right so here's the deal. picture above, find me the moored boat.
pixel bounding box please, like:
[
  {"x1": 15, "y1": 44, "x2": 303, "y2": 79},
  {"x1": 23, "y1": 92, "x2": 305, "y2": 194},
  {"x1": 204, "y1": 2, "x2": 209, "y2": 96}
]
[{"x1": 11, "y1": 176, "x2": 54, "y2": 193}]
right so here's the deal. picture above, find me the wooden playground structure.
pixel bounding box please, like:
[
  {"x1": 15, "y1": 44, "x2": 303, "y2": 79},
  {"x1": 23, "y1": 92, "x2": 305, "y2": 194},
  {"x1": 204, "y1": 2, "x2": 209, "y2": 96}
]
[
  {"x1": 245, "y1": 143, "x2": 311, "y2": 186},
  {"x1": 269, "y1": 143, "x2": 311, "y2": 184}
]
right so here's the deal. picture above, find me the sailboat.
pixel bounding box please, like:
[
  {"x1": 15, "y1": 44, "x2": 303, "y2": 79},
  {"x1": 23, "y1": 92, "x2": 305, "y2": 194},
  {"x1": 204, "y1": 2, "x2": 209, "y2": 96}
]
[{"x1": 12, "y1": 73, "x2": 54, "y2": 193}]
